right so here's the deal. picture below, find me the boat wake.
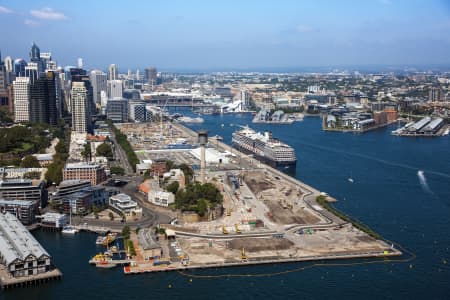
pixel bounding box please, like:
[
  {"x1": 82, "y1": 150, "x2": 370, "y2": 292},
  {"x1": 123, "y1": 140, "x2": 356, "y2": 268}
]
[{"x1": 417, "y1": 170, "x2": 433, "y2": 194}]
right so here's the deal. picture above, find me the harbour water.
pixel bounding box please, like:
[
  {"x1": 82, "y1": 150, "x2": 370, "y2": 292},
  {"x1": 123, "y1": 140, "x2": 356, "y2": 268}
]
[{"x1": 2, "y1": 113, "x2": 449, "y2": 299}]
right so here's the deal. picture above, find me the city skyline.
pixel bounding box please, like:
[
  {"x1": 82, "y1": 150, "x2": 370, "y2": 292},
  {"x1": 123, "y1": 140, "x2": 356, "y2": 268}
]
[{"x1": 1, "y1": 1, "x2": 450, "y2": 71}]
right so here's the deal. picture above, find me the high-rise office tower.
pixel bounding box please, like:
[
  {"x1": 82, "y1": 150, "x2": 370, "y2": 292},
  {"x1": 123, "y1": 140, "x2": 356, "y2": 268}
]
[
  {"x1": 90, "y1": 70, "x2": 107, "y2": 105},
  {"x1": 14, "y1": 59, "x2": 27, "y2": 77},
  {"x1": 40, "y1": 52, "x2": 57, "y2": 71},
  {"x1": 13, "y1": 77, "x2": 31, "y2": 122},
  {"x1": 25, "y1": 62, "x2": 39, "y2": 84},
  {"x1": 29, "y1": 71, "x2": 57, "y2": 125},
  {"x1": 106, "y1": 97, "x2": 128, "y2": 123},
  {"x1": 0, "y1": 63, "x2": 6, "y2": 93},
  {"x1": 108, "y1": 64, "x2": 118, "y2": 80},
  {"x1": 77, "y1": 58, "x2": 83, "y2": 69},
  {"x1": 429, "y1": 87, "x2": 444, "y2": 102},
  {"x1": 136, "y1": 69, "x2": 140, "y2": 81},
  {"x1": 71, "y1": 68, "x2": 95, "y2": 117},
  {"x1": 71, "y1": 81, "x2": 90, "y2": 133},
  {"x1": 29, "y1": 42, "x2": 44, "y2": 72},
  {"x1": 107, "y1": 80, "x2": 123, "y2": 98},
  {"x1": 145, "y1": 67, "x2": 157, "y2": 88},
  {"x1": 4, "y1": 56, "x2": 13, "y2": 73}
]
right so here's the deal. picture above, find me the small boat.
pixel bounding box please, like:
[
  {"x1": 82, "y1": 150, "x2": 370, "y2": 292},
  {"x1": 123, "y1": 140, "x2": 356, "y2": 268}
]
[
  {"x1": 96, "y1": 236, "x2": 106, "y2": 245},
  {"x1": 62, "y1": 226, "x2": 78, "y2": 234},
  {"x1": 110, "y1": 245, "x2": 119, "y2": 253},
  {"x1": 348, "y1": 177, "x2": 354, "y2": 183}
]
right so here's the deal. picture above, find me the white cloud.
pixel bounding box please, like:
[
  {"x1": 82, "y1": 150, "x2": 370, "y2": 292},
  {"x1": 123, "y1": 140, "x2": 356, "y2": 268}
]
[
  {"x1": 30, "y1": 7, "x2": 67, "y2": 20},
  {"x1": 24, "y1": 19, "x2": 40, "y2": 27},
  {"x1": 296, "y1": 25, "x2": 314, "y2": 33},
  {"x1": 0, "y1": 5, "x2": 13, "y2": 13}
]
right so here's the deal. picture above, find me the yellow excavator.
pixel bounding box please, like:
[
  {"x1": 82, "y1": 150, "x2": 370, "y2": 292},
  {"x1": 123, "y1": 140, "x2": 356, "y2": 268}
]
[
  {"x1": 235, "y1": 223, "x2": 242, "y2": 234},
  {"x1": 241, "y1": 247, "x2": 247, "y2": 261}
]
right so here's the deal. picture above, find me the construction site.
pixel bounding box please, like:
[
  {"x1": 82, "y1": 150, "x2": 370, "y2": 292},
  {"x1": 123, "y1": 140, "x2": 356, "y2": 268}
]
[{"x1": 114, "y1": 122, "x2": 402, "y2": 275}]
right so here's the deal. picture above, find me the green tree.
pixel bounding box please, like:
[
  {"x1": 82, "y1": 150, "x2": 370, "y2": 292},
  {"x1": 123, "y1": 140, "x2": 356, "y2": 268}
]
[
  {"x1": 96, "y1": 143, "x2": 113, "y2": 158},
  {"x1": 81, "y1": 143, "x2": 91, "y2": 161},
  {"x1": 110, "y1": 166, "x2": 125, "y2": 175},
  {"x1": 197, "y1": 198, "x2": 208, "y2": 217},
  {"x1": 20, "y1": 155, "x2": 41, "y2": 168},
  {"x1": 166, "y1": 181, "x2": 179, "y2": 194},
  {"x1": 45, "y1": 163, "x2": 63, "y2": 185}
]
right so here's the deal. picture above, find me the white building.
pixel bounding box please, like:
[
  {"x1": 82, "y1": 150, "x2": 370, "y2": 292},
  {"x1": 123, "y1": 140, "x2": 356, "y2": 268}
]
[
  {"x1": 107, "y1": 79, "x2": 123, "y2": 98},
  {"x1": 109, "y1": 193, "x2": 142, "y2": 219},
  {"x1": 71, "y1": 81, "x2": 90, "y2": 133},
  {"x1": 148, "y1": 190, "x2": 175, "y2": 207},
  {"x1": 40, "y1": 212, "x2": 67, "y2": 228},
  {"x1": 108, "y1": 64, "x2": 118, "y2": 80},
  {"x1": 13, "y1": 77, "x2": 30, "y2": 122}
]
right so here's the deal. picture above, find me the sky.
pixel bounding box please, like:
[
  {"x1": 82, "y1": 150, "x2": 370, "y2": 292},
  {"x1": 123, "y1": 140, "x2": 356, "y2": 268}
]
[{"x1": 1, "y1": 0, "x2": 450, "y2": 71}]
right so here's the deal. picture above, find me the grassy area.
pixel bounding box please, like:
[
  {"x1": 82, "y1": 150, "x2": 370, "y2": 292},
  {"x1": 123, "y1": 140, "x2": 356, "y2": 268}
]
[{"x1": 316, "y1": 195, "x2": 382, "y2": 240}]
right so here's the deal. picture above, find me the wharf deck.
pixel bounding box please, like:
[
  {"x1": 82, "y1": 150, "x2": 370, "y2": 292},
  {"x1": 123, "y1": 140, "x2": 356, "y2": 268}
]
[
  {"x1": 123, "y1": 248, "x2": 402, "y2": 275},
  {"x1": 0, "y1": 266, "x2": 62, "y2": 290}
]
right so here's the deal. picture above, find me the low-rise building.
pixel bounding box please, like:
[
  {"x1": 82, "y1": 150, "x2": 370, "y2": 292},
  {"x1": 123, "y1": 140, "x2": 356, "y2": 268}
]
[
  {"x1": 148, "y1": 190, "x2": 175, "y2": 207},
  {"x1": 163, "y1": 169, "x2": 185, "y2": 189},
  {"x1": 0, "y1": 168, "x2": 46, "y2": 180},
  {"x1": 0, "y1": 179, "x2": 47, "y2": 210},
  {"x1": 63, "y1": 163, "x2": 107, "y2": 185},
  {"x1": 137, "y1": 228, "x2": 162, "y2": 260},
  {"x1": 0, "y1": 199, "x2": 35, "y2": 225},
  {"x1": 151, "y1": 159, "x2": 167, "y2": 177},
  {"x1": 109, "y1": 193, "x2": 142, "y2": 219},
  {"x1": 0, "y1": 212, "x2": 55, "y2": 278},
  {"x1": 39, "y1": 212, "x2": 67, "y2": 229},
  {"x1": 32, "y1": 154, "x2": 53, "y2": 167},
  {"x1": 50, "y1": 180, "x2": 91, "y2": 204}
]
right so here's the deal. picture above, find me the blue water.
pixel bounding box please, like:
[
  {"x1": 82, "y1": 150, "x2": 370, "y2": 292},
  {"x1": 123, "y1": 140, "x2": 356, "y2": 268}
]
[{"x1": 2, "y1": 112, "x2": 449, "y2": 299}]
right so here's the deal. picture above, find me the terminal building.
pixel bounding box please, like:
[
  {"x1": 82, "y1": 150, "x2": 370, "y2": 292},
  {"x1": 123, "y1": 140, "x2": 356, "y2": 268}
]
[{"x1": 0, "y1": 212, "x2": 54, "y2": 278}]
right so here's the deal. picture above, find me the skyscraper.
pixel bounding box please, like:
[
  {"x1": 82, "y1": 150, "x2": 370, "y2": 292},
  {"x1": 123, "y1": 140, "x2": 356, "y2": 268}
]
[
  {"x1": 90, "y1": 70, "x2": 107, "y2": 105},
  {"x1": 4, "y1": 56, "x2": 13, "y2": 73},
  {"x1": 25, "y1": 62, "x2": 39, "y2": 84},
  {"x1": 107, "y1": 80, "x2": 123, "y2": 98},
  {"x1": 145, "y1": 67, "x2": 157, "y2": 88},
  {"x1": 14, "y1": 59, "x2": 27, "y2": 77},
  {"x1": 71, "y1": 68, "x2": 95, "y2": 117},
  {"x1": 77, "y1": 58, "x2": 83, "y2": 69},
  {"x1": 13, "y1": 77, "x2": 30, "y2": 122},
  {"x1": 29, "y1": 71, "x2": 57, "y2": 125},
  {"x1": 106, "y1": 98, "x2": 128, "y2": 123},
  {"x1": 71, "y1": 81, "x2": 90, "y2": 133},
  {"x1": 108, "y1": 64, "x2": 118, "y2": 80},
  {"x1": 29, "y1": 42, "x2": 43, "y2": 72},
  {"x1": 429, "y1": 87, "x2": 444, "y2": 102}
]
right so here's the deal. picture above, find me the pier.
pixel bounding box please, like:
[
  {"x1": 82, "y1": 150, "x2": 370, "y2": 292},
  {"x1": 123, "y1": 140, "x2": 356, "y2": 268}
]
[{"x1": 0, "y1": 266, "x2": 62, "y2": 290}]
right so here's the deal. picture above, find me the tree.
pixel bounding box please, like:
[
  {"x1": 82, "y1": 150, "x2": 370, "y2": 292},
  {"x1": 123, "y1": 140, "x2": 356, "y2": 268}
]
[
  {"x1": 45, "y1": 163, "x2": 63, "y2": 185},
  {"x1": 81, "y1": 143, "x2": 91, "y2": 161},
  {"x1": 166, "y1": 181, "x2": 179, "y2": 194},
  {"x1": 20, "y1": 155, "x2": 41, "y2": 168},
  {"x1": 122, "y1": 225, "x2": 131, "y2": 239},
  {"x1": 110, "y1": 166, "x2": 125, "y2": 175},
  {"x1": 197, "y1": 199, "x2": 208, "y2": 217},
  {"x1": 96, "y1": 143, "x2": 113, "y2": 158}
]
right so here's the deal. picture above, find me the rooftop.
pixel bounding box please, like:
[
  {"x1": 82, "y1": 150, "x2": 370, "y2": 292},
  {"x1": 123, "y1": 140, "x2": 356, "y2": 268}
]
[{"x1": 0, "y1": 212, "x2": 50, "y2": 266}]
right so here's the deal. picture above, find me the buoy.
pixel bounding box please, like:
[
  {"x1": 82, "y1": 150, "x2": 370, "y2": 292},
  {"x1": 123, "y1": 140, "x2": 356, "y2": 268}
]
[
  {"x1": 168, "y1": 284, "x2": 172, "y2": 288},
  {"x1": 442, "y1": 259, "x2": 447, "y2": 264},
  {"x1": 189, "y1": 278, "x2": 193, "y2": 283},
  {"x1": 409, "y1": 264, "x2": 413, "y2": 269}
]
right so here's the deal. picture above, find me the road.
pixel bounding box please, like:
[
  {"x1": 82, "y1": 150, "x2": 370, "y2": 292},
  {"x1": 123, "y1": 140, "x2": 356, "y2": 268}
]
[{"x1": 108, "y1": 125, "x2": 134, "y2": 175}]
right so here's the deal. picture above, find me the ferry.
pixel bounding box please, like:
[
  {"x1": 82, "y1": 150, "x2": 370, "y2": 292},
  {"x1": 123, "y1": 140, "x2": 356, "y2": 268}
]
[{"x1": 232, "y1": 126, "x2": 297, "y2": 169}]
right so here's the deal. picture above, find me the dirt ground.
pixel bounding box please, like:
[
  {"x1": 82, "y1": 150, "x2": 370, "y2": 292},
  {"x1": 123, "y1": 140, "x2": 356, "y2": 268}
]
[
  {"x1": 228, "y1": 237, "x2": 293, "y2": 252},
  {"x1": 266, "y1": 200, "x2": 320, "y2": 225},
  {"x1": 245, "y1": 175, "x2": 275, "y2": 194}
]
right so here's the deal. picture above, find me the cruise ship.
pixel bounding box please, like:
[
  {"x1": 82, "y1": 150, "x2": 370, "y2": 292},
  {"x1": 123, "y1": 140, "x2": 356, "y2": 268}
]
[{"x1": 232, "y1": 126, "x2": 297, "y2": 168}]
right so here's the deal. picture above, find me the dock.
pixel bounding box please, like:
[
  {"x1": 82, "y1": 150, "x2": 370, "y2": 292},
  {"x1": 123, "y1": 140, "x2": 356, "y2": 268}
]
[
  {"x1": 0, "y1": 266, "x2": 62, "y2": 290},
  {"x1": 123, "y1": 248, "x2": 402, "y2": 275}
]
